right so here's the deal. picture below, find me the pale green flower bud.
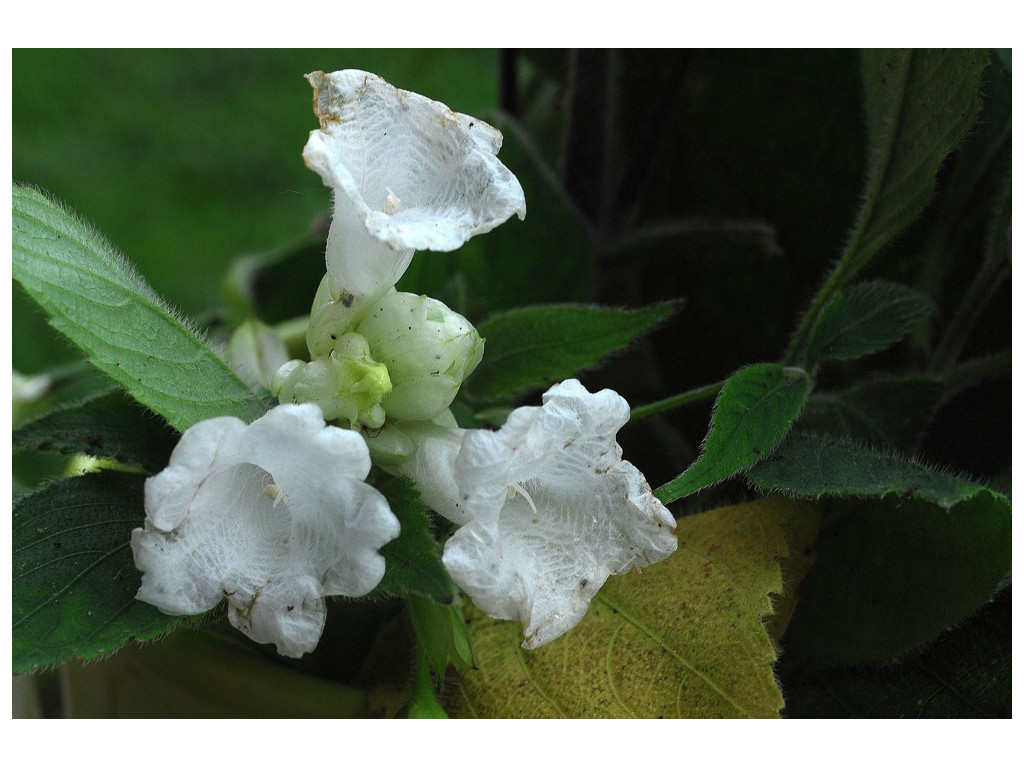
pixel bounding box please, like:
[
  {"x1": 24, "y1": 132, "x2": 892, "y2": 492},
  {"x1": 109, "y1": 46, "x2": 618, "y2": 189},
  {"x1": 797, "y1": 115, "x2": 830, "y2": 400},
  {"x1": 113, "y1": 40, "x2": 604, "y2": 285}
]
[
  {"x1": 356, "y1": 292, "x2": 484, "y2": 422},
  {"x1": 271, "y1": 333, "x2": 391, "y2": 429},
  {"x1": 305, "y1": 274, "x2": 366, "y2": 359}
]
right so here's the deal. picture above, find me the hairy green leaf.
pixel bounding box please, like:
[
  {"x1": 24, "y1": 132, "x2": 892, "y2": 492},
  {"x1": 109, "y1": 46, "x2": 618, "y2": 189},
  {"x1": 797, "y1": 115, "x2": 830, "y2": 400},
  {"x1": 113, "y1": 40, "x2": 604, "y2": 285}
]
[
  {"x1": 12, "y1": 184, "x2": 266, "y2": 432},
  {"x1": 806, "y1": 280, "x2": 935, "y2": 363},
  {"x1": 783, "y1": 588, "x2": 1010, "y2": 718},
  {"x1": 748, "y1": 432, "x2": 1010, "y2": 670},
  {"x1": 13, "y1": 388, "x2": 180, "y2": 473},
  {"x1": 784, "y1": 50, "x2": 987, "y2": 364},
  {"x1": 371, "y1": 477, "x2": 454, "y2": 604},
  {"x1": 775, "y1": 494, "x2": 1010, "y2": 673},
  {"x1": 745, "y1": 431, "x2": 1002, "y2": 508},
  {"x1": 800, "y1": 375, "x2": 943, "y2": 452},
  {"x1": 844, "y1": 49, "x2": 987, "y2": 282},
  {"x1": 450, "y1": 498, "x2": 820, "y2": 718},
  {"x1": 467, "y1": 301, "x2": 679, "y2": 402},
  {"x1": 656, "y1": 364, "x2": 810, "y2": 503},
  {"x1": 13, "y1": 472, "x2": 189, "y2": 673}
]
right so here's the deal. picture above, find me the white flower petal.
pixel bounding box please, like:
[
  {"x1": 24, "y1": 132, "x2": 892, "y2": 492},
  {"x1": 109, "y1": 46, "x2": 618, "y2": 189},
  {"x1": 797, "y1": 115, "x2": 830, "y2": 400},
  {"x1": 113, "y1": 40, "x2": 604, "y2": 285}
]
[
  {"x1": 387, "y1": 416, "x2": 469, "y2": 526},
  {"x1": 132, "y1": 403, "x2": 399, "y2": 657},
  {"x1": 403, "y1": 380, "x2": 677, "y2": 648},
  {"x1": 303, "y1": 70, "x2": 526, "y2": 301}
]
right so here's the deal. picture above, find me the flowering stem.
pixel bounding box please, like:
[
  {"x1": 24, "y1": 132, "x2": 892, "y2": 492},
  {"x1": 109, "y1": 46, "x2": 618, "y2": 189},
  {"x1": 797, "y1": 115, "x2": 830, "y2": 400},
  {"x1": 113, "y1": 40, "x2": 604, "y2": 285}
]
[{"x1": 629, "y1": 381, "x2": 723, "y2": 422}]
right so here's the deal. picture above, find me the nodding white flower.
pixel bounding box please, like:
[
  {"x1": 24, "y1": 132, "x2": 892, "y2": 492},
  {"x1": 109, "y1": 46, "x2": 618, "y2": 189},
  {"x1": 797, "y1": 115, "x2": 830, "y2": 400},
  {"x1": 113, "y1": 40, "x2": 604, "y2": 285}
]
[
  {"x1": 396, "y1": 380, "x2": 677, "y2": 649},
  {"x1": 131, "y1": 404, "x2": 400, "y2": 658},
  {"x1": 302, "y1": 69, "x2": 526, "y2": 313}
]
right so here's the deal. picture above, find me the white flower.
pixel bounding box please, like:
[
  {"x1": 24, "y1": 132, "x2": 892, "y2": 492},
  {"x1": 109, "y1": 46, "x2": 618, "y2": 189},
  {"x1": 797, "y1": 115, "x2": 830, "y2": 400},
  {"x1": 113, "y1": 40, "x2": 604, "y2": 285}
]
[
  {"x1": 396, "y1": 380, "x2": 677, "y2": 649},
  {"x1": 131, "y1": 403, "x2": 400, "y2": 658},
  {"x1": 302, "y1": 69, "x2": 526, "y2": 309}
]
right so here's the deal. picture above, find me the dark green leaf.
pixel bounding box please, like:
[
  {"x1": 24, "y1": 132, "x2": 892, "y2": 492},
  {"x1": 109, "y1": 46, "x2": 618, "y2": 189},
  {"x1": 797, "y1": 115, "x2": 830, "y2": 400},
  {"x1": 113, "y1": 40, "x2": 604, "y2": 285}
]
[
  {"x1": 748, "y1": 432, "x2": 1010, "y2": 671},
  {"x1": 783, "y1": 588, "x2": 1010, "y2": 718},
  {"x1": 842, "y1": 49, "x2": 987, "y2": 281},
  {"x1": 746, "y1": 431, "x2": 1001, "y2": 508},
  {"x1": 784, "y1": 50, "x2": 988, "y2": 365},
  {"x1": 13, "y1": 388, "x2": 180, "y2": 474},
  {"x1": 13, "y1": 472, "x2": 190, "y2": 673},
  {"x1": 800, "y1": 375, "x2": 943, "y2": 452},
  {"x1": 467, "y1": 301, "x2": 679, "y2": 402},
  {"x1": 12, "y1": 184, "x2": 267, "y2": 432},
  {"x1": 371, "y1": 477, "x2": 454, "y2": 604},
  {"x1": 656, "y1": 364, "x2": 810, "y2": 503},
  {"x1": 774, "y1": 494, "x2": 1010, "y2": 673},
  {"x1": 806, "y1": 280, "x2": 935, "y2": 363},
  {"x1": 397, "y1": 114, "x2": 597, "y2": 319}
]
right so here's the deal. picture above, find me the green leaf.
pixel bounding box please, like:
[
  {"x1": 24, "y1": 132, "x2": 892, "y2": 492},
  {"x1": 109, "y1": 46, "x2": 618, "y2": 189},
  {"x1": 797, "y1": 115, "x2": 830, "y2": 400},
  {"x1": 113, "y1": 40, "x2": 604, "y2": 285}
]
[
  {"x1": 13, "y1": 472, "x2": 190, "y2": 673},
  {"x1": 12, "y1": 184, "x2": 266, "y2": 432},
  {"x1": 782, "y1": 588, "x2": 1010, "y2": 718},
  {"x1": 784, "y1": 49, "x2": 987, "y2": 364},
  {"x1": 449, "y1": 498, "x2": 820, "y2": 718},
  {"x1": 844, "y1": 49, "x2": 987, "y2": 282},
  {"x1": 13, "y1": 388, "x2": 180, "y2": 474},
  {"x1": 806, "y1": 280, "x2": 935, "y2": 363},
  {"x1": 371, "y1": 477, "x2": 454, "y2": 604},
  {"x1": 466, "y1": 301, "x2": 679, "y2": 403},
  {"x1": 656, "y1": 364, "x2": 811, "y2": 504},
  {"x1": 775, "y1": 494, "x2": 1010, "y2": 673},
  {"x1": 747, "y1": 432, "x2": 1010, "y2": 670},
  {"x1": 800, "y1": 375, "x2": 943, "y2": 452},
  {"x1": 745, "y1": 431, "x2": 1003, "y2": 508}
]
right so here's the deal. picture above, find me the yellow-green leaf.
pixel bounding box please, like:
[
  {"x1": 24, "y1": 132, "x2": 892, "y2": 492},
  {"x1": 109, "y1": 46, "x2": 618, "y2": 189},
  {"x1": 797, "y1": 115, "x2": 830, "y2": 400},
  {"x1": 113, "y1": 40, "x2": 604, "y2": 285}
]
[{"x1": 449, "y1": 498, "x2": 820, "y2": 718}]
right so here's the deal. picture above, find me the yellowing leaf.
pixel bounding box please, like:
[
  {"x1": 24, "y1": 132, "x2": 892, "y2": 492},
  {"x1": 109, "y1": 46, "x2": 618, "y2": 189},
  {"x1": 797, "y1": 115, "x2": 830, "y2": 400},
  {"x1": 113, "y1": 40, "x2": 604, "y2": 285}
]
[{"x1": 450, "y1": 498, "x2": 820, "y2": 718}]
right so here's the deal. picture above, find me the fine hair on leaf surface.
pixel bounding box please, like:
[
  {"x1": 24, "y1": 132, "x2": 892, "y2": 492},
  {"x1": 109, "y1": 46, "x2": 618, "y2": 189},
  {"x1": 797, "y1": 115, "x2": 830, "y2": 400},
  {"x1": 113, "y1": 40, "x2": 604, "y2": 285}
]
[{"x1": 13, "y1": 183, "x2": 266, "y2": 432}]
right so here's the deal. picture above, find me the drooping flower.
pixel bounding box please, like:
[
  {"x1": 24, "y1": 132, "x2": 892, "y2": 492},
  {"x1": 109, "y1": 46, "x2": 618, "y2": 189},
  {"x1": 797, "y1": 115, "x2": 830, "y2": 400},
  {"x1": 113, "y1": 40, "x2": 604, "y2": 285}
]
[
  {"x1": 395, "y1": 380, "x2": 677, "y2": 648},
  {"x1": 131, "y1": 403, "x2": 400, "y2": 658},
  {"x1": 302, "y1": 69, "x2": 526, "y2": 315}
]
